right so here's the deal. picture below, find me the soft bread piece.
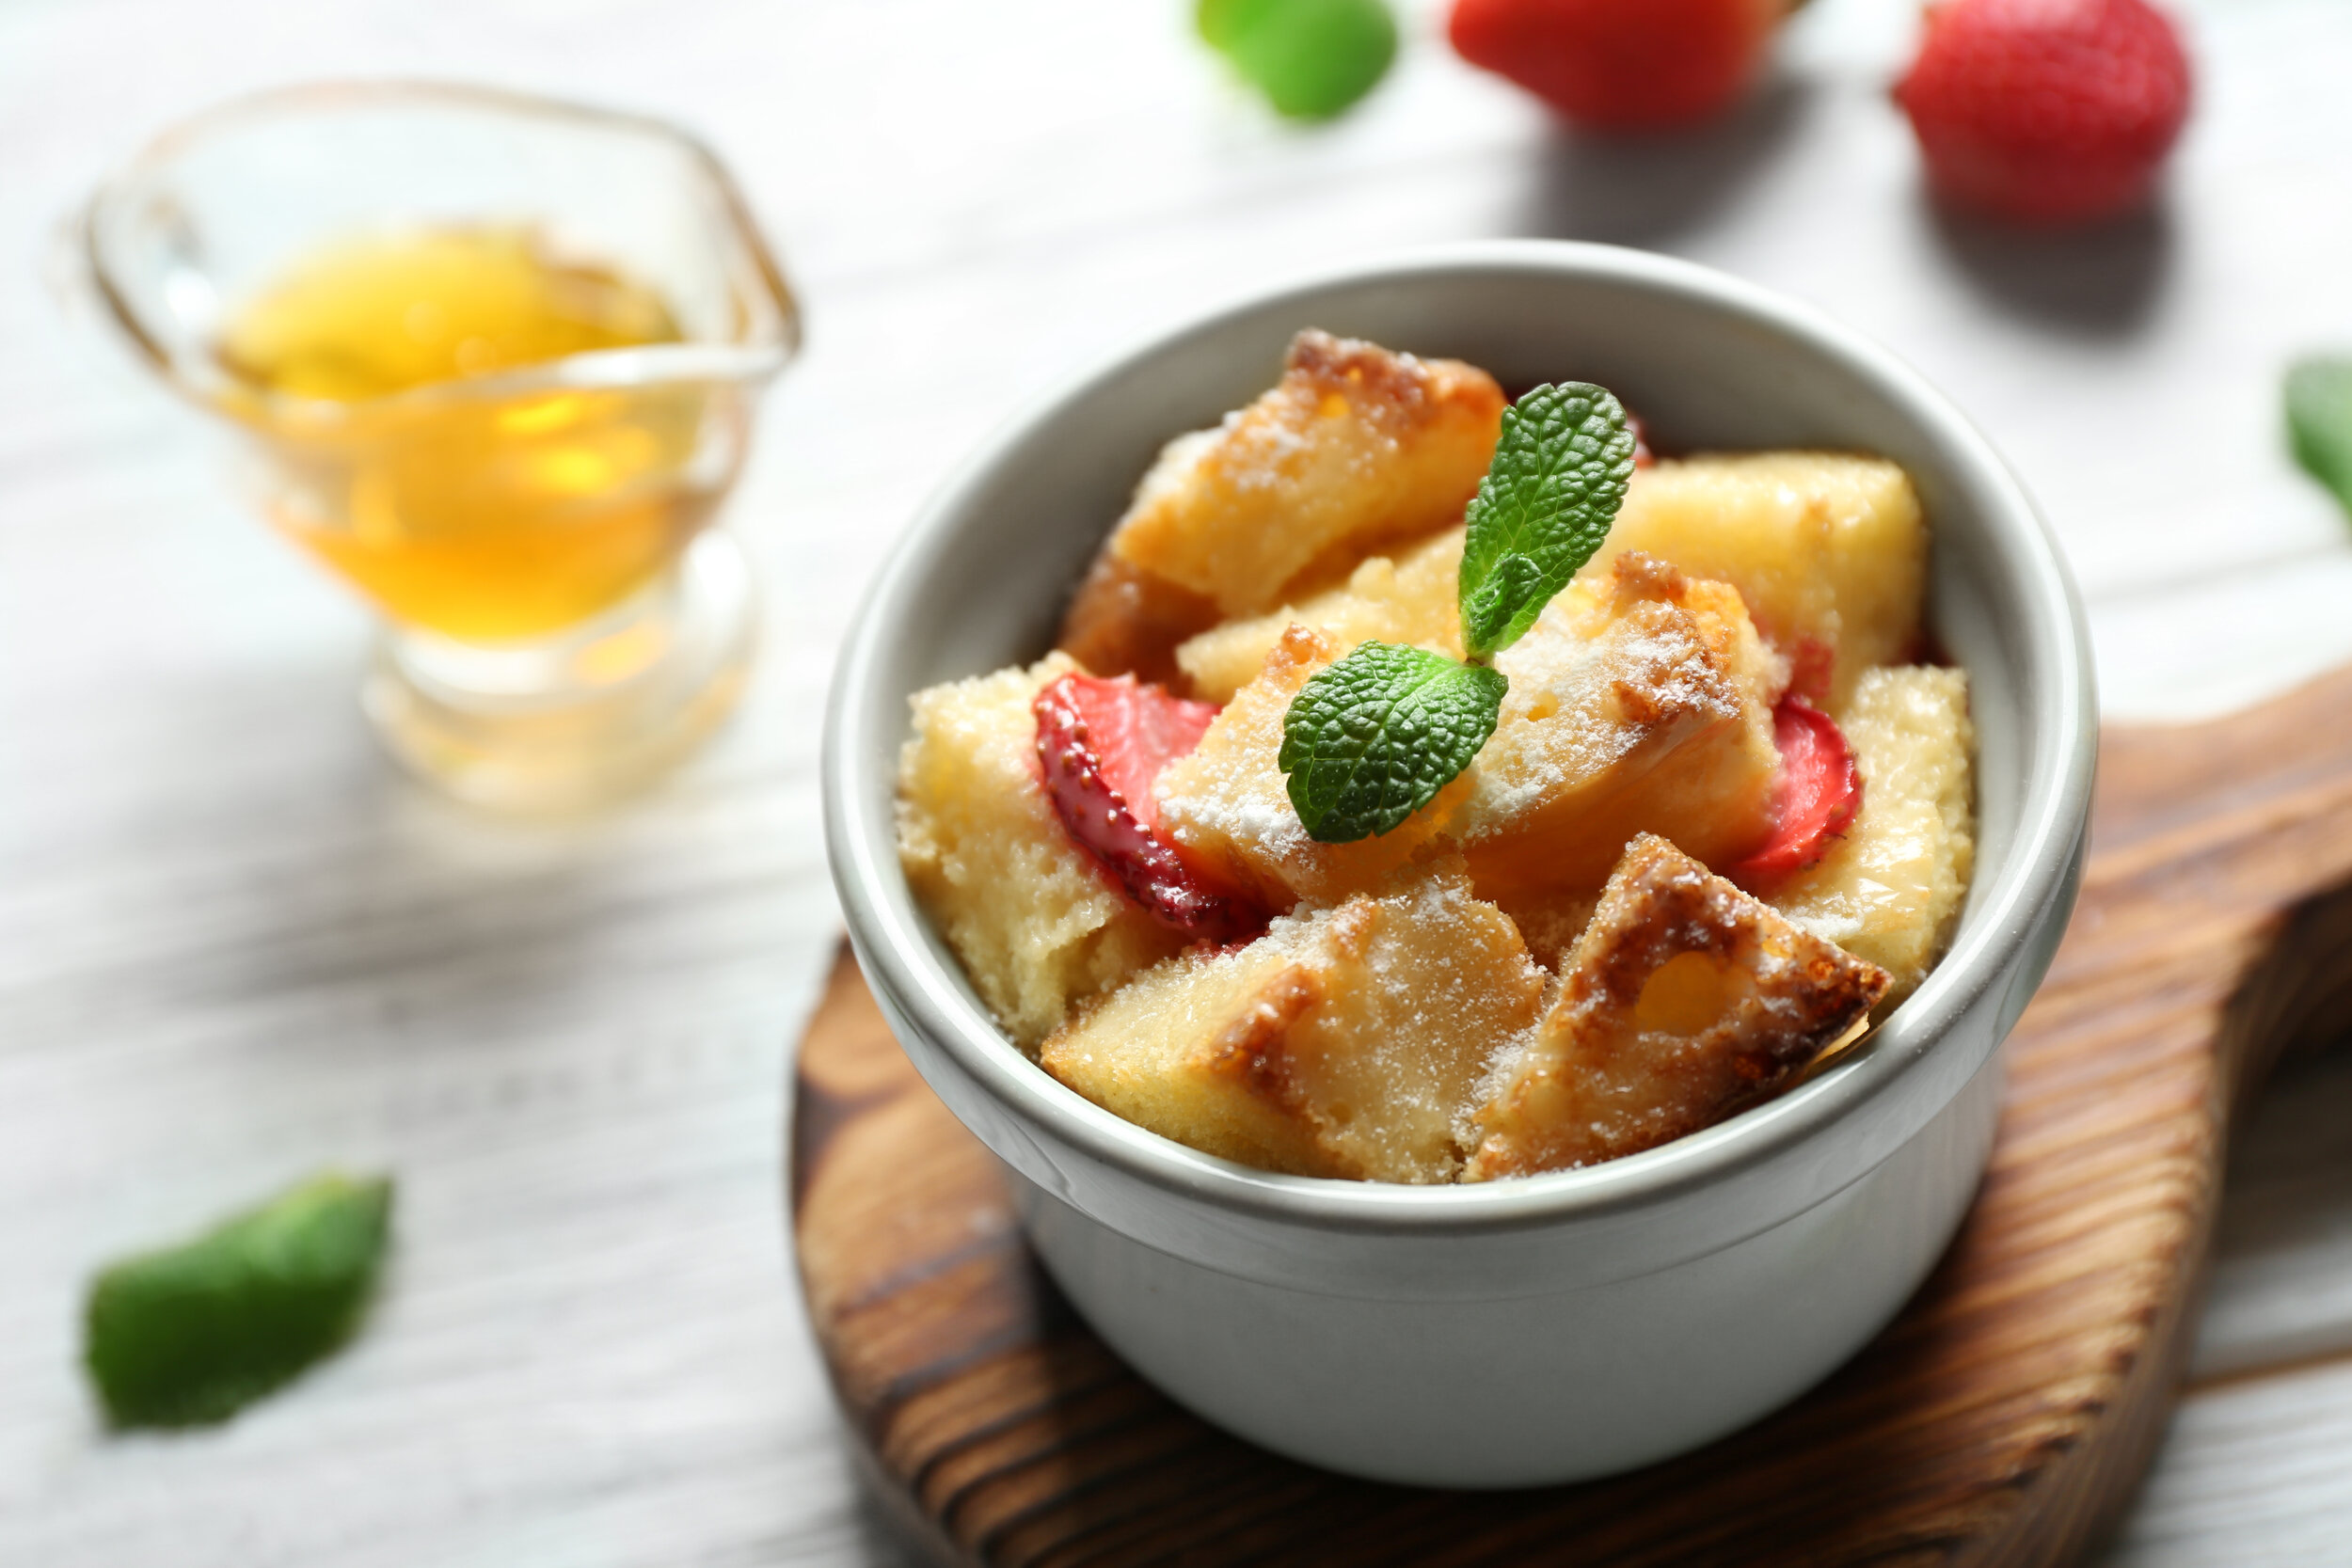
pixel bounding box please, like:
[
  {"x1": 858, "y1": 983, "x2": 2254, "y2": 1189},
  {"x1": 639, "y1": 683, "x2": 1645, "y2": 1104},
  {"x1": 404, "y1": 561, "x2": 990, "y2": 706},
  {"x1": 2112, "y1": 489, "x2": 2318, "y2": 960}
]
[
  {"x1": 1584, "y1": 454, "x2": 1924, "y2": 711},
  {"x1": 1770, "y1": 666, "x2": 1975, "y2": 1005},
  {"x1": 1056, "y1": 553, "x2": 1221, "y2": 688},
  {"x1": 1458, "y1": 554, "x2": 1783, "y2": 912},
  {"x1": 1467, "y1": 835, "x2": 1890, "y2": 1179},
  {"x1": 1041, "y1": 860, "x2": 1546, "y2": 1181},
  {"x1": 1096, "y1": 330, "x2": 1503, "y2": 620},
  {"x1": 1154, "y1": 625, "x2": 1471, "y2": 910},
  {"x1": 1177, "y1": 451, "x2": 1926, "y2": 707},
  {"x1": 1501, "y1": 891, "x2": 1603, "y2": 974},
  {"x1": 897, "y1": 654, "x2": 1186, "y2": 1050},
  {"x1": 1177, "y1": 527, "x2": 1467, "y2": 704}
]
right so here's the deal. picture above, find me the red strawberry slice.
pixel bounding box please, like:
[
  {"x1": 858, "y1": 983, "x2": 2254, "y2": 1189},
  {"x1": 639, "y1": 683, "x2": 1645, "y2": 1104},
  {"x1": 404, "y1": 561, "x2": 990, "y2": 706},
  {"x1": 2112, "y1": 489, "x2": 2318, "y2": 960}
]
[
  {"x1": 1057, "y1": 673, "x2": 1220, "y2": 832},
  {"x1": 1033, "y1": 673, "x2": 1265, "y2": 944},
  {"x1": 1728, "y1": 696, "x2": 1862, "y2": 886}
]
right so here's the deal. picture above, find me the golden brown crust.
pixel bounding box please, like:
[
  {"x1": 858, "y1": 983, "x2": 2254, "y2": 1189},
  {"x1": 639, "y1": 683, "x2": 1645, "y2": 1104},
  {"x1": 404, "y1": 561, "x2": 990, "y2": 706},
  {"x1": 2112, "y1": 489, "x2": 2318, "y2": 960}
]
[
  {"x1": 1187, "y1": 962, "x2": 1368, "y2": 1178},
  {"x1": 1278, "y1": 328, "x2": 1495, "y2": 451},
  {"x1": 1197, "y1": 963, "x2": 1326, "y2": 1115},
  {"x1": 1459, "y1": 559, "x2": 1781, "y2": 908},
  {"x1": 1101, "y1": 330, "x2": 1503, "y2": 619},
  {"x1": 1285, "y1": 327, "x2": 1434, "y2": 410},
  {"x1": 1053, "y1": 552, "x2": 1221, "y2": 687},
  {"x1": 1039, "y1": 945, "x2": 1352, "y2": 1180},
  {"x1": 1603, "y1": 549, "x2": 1690, "y2": 608},
  {"x1": 1467, "y1": 834, "x2": 1890, "y2": 1179}
]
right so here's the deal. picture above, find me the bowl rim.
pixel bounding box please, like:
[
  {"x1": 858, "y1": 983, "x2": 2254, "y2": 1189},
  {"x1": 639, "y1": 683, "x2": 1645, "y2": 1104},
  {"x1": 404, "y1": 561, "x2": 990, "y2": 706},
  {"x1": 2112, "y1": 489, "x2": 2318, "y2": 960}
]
[{"x1": 824, "y1": 238, "x2": 2096, "y2": 1237}]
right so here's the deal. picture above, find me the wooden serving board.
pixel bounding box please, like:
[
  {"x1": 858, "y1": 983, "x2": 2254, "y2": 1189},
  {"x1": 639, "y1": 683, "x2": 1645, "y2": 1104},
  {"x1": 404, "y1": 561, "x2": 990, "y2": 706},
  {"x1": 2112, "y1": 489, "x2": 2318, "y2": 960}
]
[{"x1": 791, "y1": 666, "x2": 2352, "y2": 1568}]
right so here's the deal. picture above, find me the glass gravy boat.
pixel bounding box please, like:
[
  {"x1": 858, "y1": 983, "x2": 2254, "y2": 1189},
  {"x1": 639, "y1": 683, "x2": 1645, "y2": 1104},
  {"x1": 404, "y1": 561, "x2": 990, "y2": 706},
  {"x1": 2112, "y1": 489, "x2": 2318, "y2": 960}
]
[{"x1": 85, "y1": 81, "x2": 800, "y2": 810}]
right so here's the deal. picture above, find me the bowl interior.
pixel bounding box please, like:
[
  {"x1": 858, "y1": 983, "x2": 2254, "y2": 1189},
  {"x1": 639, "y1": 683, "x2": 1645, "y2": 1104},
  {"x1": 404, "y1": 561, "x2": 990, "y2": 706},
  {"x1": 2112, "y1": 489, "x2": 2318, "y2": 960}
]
[{"x1": 831, "y1": 244, "x2": 2090, "y2": 1218}]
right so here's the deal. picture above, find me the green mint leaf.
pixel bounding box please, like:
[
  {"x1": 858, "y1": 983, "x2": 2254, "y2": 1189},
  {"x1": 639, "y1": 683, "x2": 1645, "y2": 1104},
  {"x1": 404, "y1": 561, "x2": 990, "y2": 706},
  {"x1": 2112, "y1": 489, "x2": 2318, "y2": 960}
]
[
  {"x1": 1462, "y1": 552, "x2": 1542, "y2": 655},
  {"x1": 85, "y1": 1171, "x2": 392, "y2": 1429},
  {"x1": 1278, "y1": 641, "x2": 1506, "y2": 843},
  {"x1": 1197, "y1": 0, "x2": 1396, "y2": 122},
  {"x1": 1457, "y1": 383, "x2": 1636, "y2": 657},
  {"x1": 2288, "y1": 356, "x2": 2352, "y2": 519}
]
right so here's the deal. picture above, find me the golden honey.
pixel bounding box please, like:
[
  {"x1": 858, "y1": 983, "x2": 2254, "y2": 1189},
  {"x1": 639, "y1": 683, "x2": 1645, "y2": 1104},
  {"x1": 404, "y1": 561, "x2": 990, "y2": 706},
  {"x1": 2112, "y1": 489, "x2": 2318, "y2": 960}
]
[{"x1": 216, "y1": 227, "x2": 719, "y2": 641}]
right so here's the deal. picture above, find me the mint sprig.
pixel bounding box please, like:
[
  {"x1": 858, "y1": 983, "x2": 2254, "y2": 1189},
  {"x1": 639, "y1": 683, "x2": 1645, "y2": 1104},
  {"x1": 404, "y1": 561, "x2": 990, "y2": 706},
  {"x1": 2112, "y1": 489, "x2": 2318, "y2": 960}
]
[
  {"x1": 1279, "y1": 383, "x2": 1632, "y2": 844},
  {"x1": 1458, "y1": 384, "x2": 1639, "y2": 658},
  {"x1": 1279, "y1": 643, "x2": 1507, "y2": 841},
  {"x1": 85, "y1": 1171, "x2": 393, "y2": 1429},
  {"x1": 2288, "y1": 356, "x2": 2352, "y2": 519}
]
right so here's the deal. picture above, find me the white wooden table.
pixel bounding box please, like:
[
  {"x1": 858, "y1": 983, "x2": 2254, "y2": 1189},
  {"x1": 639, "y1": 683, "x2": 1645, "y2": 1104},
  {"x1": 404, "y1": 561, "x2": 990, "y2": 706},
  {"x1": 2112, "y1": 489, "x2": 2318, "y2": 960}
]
[{"x1": 4, "y1": 1, "x2": 2349, "y2": 1561}]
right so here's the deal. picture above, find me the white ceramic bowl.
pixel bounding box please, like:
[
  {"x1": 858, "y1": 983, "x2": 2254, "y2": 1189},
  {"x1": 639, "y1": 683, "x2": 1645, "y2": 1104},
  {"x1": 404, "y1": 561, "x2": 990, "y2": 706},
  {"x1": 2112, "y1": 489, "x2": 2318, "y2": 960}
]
[{"x1": 822, "y1": 241, "x2": 2095, "y2": 1488}]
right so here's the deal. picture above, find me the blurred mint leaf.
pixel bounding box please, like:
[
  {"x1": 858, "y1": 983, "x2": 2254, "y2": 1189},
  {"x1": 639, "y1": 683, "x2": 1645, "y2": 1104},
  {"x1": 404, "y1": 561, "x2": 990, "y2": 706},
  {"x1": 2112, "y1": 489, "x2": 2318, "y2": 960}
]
[
  {"x1": 85, "y1": 1171, "x2": 392, "y2": 1429},
  {"x1": 1278, "y1": 641, "x2": 1505, "y2": 843},
  {"x1": 1197, "y1": 0, "x2": 1397, "y2": 122},
  {"x1": 2288, "y1": 356, "x2": 2352, "y2": 518},
  {"x1": 1457, "y1": 383, "x2": 1635, "y2": 658}
]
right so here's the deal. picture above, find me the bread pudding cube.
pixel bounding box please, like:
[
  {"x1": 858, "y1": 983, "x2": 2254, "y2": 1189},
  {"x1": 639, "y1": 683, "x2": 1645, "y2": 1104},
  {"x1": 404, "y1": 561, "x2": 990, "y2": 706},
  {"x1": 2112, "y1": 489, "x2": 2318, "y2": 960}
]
[
  {"x1": 1155, "y1": 625, "x2": 1471, "y2": 909},
  {"x1": 1499, "y1": 890, "x2": 1603, "y2": 973},
  {"x1": 1056, "y1": 552, "x2": 1221, "y2": 688},
  {"x1": 1095, "y1": 330, "x2": 1503, "y2": 621},
  {"x1": 1175, "y1": 526, "x2": 1468, "y2": 704},
  {"x1": 1468, "y1": 835, "x2": 1890, "y2": 1179},
  {"x1": 1586, "y1": 454, "x2": 1924, "y2": 711},
  {"x1": 1041, "y1": 861, "x2": 1546, "y2": 1181},
  {"x1": 1769, "y1": 666, "x2": 1975, "y2": 1004},
  {"x1": 898, "y1": 654, "x2": 1187, "y2": 1050},
  {"x1": 1458, "y1": 554, "x2": 1783, "y2": 913}
]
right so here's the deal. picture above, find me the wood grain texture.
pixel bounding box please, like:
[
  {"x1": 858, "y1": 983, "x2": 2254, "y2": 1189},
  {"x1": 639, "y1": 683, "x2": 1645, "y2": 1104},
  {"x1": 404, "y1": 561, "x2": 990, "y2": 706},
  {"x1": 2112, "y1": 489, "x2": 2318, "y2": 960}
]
[{"x1": 792, "y1": 663, "x2": 2352, "y2": 1568}]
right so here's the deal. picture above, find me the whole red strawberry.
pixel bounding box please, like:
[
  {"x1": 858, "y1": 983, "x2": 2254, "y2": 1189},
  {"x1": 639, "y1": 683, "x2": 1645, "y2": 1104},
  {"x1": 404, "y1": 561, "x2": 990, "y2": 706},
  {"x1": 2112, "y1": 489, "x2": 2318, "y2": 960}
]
[
  {"x1": 1896, "y1": 0, "x2": 2192, "y2": 225},
  {"x1": 1449, "y1": 0, "x2": 1784, "y2": 132}
]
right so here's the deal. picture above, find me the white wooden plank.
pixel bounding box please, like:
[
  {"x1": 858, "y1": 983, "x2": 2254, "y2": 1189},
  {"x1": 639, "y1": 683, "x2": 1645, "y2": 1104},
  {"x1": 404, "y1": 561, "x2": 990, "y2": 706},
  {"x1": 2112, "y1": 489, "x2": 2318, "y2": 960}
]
[
  {"x1": 2089, "y1": 551, "x2": 2352, "y2": 722},
  {"x1": 2100, "y1": 1355, "x2": 2352, "y2": 1567},
  {"x1": 2094, "y1": 1047, "x2": 2352, "y2": 1567},
  {"x1": 2195, "y1": 1050, "x2": 2352, "y2": 1380}
]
